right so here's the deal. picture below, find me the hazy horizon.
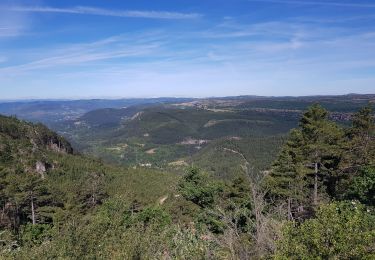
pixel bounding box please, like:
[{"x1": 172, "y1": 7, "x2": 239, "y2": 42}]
[{"x1": 1, "y1": 92, "x2": 375, "y2": 102}]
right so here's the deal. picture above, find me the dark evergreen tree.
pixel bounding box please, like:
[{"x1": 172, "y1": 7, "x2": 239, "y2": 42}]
[
  {"x1": 78, "y1": 172, "x2": 107, "y2": 209},
  {"x1": 343, "y1": 105, "x2": 374, "y2": 168},
  {"x1": 337, "y1": 105, "x2": 374, "y2": 202},
  {"x1": 266, "y1": 105, "x2": 344, "y2": 218},
  {"x1": 11, "y1": 174, "x2": 56, "y2": 225},
  {"x1": 299, "y1": 104, "x2": 343, "y2": 205},
  {"x1": 265, "y1": 129, "x2": 308, "y2": 219}
]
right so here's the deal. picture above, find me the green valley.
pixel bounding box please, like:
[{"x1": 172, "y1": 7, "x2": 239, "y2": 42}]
[{"x1": 49, "y1": 95, "x2": 374, "y2": 179}]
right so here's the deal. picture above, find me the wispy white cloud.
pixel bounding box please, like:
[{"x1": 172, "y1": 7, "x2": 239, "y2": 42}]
[
  {"x1": 0, "y1": 35, "x2": 162, "y2": 73},
  {"x1": 198, "y1": 21, "x2": 337, "y2": 43},
  {"x1": 0, "y1": 27, "x2": 25, "y2": 37},
  {"x1": 6, "y1": 6, "x2": 202, "y2": 19},
  {"x1": 0, "y1": 5, "x2": 29, "y2": 38},
  {"x1": 1, "y1": 17, "x2": 375, "y2": 97},
  {"x1": 2, "y1": 20, "x2": 374, "y2": 74},
  {"x1": 249, "y1": 0, "x2": 375, "y2": 8}
]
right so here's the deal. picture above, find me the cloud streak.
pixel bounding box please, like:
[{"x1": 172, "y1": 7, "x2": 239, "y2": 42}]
[
  {"x1": 0, "y1": 35, "x2": 162, "y2": 73},
  {"x1": 1, "y1": 13, "x2": 374, "y2": 98},
  {"x1": 250, "y1": 0, "x2": 375, "y2": 8},
  {"x1": 2, "y1": 21, "x2": 374, "y2": 76},
  {"x1": 6, "y1": 6, "x2": 202, "y2": 19}
]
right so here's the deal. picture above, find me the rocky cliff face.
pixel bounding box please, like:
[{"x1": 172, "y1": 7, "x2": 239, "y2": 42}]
[
  {"x1": 0, "y1": 115, "x2": 73, "y2": 154},
  {"x1": 0, "y1": 115, "x2": 73, "y2": 176}
]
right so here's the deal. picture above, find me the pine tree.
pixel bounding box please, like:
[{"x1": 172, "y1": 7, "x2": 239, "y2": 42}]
[
  {"x1": 265, "y1": 129, "x2": 308, "y2": 220},
  {"x1": 78, "y1": 172, "x2": 107, "y2": 209},
  {"x1": 266, "y1": 104, "x2": 344, "y2": 218},
  {"x1": 346, "y1": 105, "x2": 374, "y2": 167},
  {"x1": 0, "y1": 137, "x2": 13, "y2": 164},
  {"x1": 5, "y1": 173, "x2": 55, "y2": 226},
  {"x1": 298, "y1": 104, "x2": 343, "y2": 205},
  {"x1": 337, "y1": 105, "x2": 375, "y2": 203}
]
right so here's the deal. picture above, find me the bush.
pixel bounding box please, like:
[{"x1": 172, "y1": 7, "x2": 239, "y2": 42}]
[
  {"x1": 179, "y1": 167, "x2": 221, "y2": 208},
  {"x1": 136, "y1": 206, "x2": 172, "y2": 228},
  {"x1": 20, "y1": 224, "x2": 54, "y2": 246},
  {"x1": 275, "y1": 201, "x2": 375, "y2": 259},
  {"x1": 345, "y1": 166, "x2": 375, "y2": 206}
]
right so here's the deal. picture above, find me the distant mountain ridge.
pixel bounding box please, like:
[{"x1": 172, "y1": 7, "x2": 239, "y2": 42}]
[
  {"x1": 1, "y1": 94, "x2": 373, "y2": 178},
  {"x1": 0, "y1": 97, "x2": 196, "y2": 124},
  {"x1": 1, "y1": 94, "x2": 373, "y2": 124}
]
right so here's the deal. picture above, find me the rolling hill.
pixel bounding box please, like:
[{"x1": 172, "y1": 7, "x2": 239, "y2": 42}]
[
  {"x1": 2, "y1": 94, "x2": 373, "y2": 179},
  {"x1": 52, "y1": 105, "x2": 295, "y2": 174},
  {"x1": 0, "y1": 98, "x2": 194, "y2": 125}
]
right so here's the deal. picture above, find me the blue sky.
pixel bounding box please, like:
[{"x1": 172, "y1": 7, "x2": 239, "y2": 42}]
[{"x1": 0, "y1": 0, "x2": 374, "y2": 99}]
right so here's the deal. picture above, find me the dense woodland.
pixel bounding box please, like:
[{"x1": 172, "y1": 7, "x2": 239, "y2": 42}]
[
  {"x1": 54, "y1": 104, "x2": 299, "y2": 177},
  {"x1": 0, "y1": 103, "x2": 374, "y2": 259}
]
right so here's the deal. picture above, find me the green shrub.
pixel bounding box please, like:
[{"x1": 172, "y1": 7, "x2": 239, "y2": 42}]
[
  {"x1": 275, "y1": 201, "x2": 375, "y2": 259},
  {"x1": 20, "y1": 224, "x2": 54, "y2": 246},
  {"x1": 345, "y1": 167, "x2": 375, "y2": 206},
  {"x1": 179, "y1": 167, "x2": 221, "y2": 208}
]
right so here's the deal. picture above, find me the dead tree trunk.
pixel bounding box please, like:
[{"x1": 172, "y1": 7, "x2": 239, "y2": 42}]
[
  {"x1": 287, "y1": 197, "x2": 292, "y2": 221},
  {"x1": 313, "y1": 162, "x2": 318, "y2": 206},
  {"x1": 31, "y1": 197, "x2": 36, "y2": 225}
]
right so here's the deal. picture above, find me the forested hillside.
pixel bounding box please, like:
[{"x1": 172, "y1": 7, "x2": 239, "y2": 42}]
[
  {"x1": 54, "y1": 105, "x2": 298, "y2": 177},
  {"x1": 0, "y1": 115, "x2": 180, "y2": 258},
  {"x1": 0, "y1": 103, "x2": 374, "y2": 259},
  {"x1": 50, "y1": 95, "x2": 373, "y2": 179},
  {"x1": 2, "y1": 95, "x2": 373, "y2": 180}
]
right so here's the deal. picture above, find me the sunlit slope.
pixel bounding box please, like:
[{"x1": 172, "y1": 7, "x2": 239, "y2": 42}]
[{"x1": 57, "y1": 105, "x2": 296, "y2": 176}]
